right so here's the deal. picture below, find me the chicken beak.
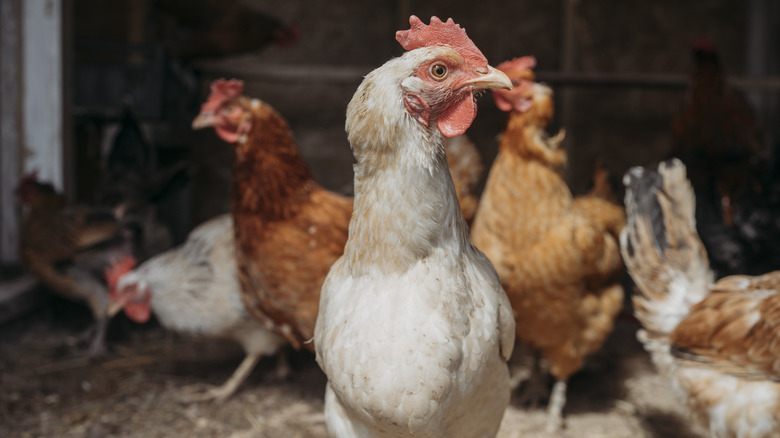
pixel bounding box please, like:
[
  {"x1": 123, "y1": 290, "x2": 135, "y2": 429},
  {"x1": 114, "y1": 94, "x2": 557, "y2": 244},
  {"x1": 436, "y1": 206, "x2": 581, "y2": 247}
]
[
  {"x1": 192, "y1": 111, "x2": 216, "y2": 130},
  {"x1": 463, "y1": 66, "x2": 513, "y2": 91},
  {"x1": 107, "y1": 299, "x2": 126, "y2": 318}
]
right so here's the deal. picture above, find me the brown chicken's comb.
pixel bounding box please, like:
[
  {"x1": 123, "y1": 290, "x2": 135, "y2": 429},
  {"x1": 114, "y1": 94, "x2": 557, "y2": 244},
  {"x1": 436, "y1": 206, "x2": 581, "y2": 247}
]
[
  {"x1": 496, "y1": 56, "x2": 538, "y2": 79},
  {"x1": 105, "y1": 255, "x2": 137, "y2": 293},
  {"x1": 396, "y1": 16, "x2": 486, "y2": 65},
  {"x1": 202, "y1": 79, "x2": 245, "y2": 112}
]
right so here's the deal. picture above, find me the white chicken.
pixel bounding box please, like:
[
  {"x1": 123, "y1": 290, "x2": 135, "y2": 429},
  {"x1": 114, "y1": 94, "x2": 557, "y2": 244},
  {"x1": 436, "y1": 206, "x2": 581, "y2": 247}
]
[
  {"x1": 313, "y1": 16, "x2": 516, "y2": 438},
  {"x1": 106, "y1": 214, "x2": 286, "y2": 402}
]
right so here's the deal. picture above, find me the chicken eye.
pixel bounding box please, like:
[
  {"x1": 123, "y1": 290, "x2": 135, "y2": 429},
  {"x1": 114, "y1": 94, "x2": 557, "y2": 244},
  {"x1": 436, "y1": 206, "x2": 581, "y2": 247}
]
[{"x1": 430, "y1": 64, "x2": 448, "y2": 79}]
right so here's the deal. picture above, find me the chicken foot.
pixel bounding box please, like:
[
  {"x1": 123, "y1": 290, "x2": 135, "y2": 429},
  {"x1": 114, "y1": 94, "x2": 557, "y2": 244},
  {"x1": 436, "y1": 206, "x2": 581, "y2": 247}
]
[
  {"x1": 178, "y1": 352, "x2": 261, "y2": 403},
  {"x1": 85, "y1": 316, "x2": 109, "y2": 357},
  {"x1": 69, "y1": 314, "x2": 108, "y2": 357},
  {"x1": 177, "y1": 349, "x2": 290, "y2": 403},
  {"x1": 512, "y1": 351, "x2": 550, "y2": 409}
]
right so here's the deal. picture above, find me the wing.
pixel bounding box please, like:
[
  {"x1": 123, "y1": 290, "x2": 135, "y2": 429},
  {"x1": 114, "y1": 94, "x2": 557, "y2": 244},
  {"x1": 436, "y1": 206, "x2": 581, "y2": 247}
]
[
  {"x1": 671, "y1": 271, "x2": 780, "y2": 380},
  {"x1": 238, "y1": 186, "x2": 352, "y2": 349}
]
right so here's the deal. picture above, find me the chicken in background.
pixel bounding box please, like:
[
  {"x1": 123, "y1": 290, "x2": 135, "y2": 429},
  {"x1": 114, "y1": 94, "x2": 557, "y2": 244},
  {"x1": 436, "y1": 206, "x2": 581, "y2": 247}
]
[
  {"x1": 671, "y1": 37, "x2": 779, "y2": 277},
  {"x1": 100, "y1": 106, "x2": 192, "y2": 262},
  {"x1": 470, "y1": 56, "x2": 626, "y2": 431},
  {"x1": 621, "y1": 159, "x2": 780, "y2": 438},
  {"x1": 154, "y1": 0, "x2": 299, "y2": 61},
  {"x1": 17, "y1": 173, "x2": 133, "y2": 356},
  {"x1": 192, "y1": 79, "x2": 352, "y2": 351},
  {"x1": 106, "y1": 215, "x2": 286, "y2": 402},
  {"x1": 314, "y1": 16, "x2": 515, "y2": 437},
  {"x1": 191, "y1": 78, "x2": 489, "y2": 352},
  {"x1": 447, "y1": 134, "x2": 484, "y2": 226}
]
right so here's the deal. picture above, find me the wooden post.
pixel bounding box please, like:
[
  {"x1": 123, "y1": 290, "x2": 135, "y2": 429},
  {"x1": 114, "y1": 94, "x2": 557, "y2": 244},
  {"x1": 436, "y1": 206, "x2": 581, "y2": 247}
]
[
  {"x1": 560, "y1": 0, "x2": 578, "y2": 186},
  {"x1": 21, "y1": 0, "x2": 65, "y2": 191},
  {"x1": 747, "y1": 0, "x2": 779, "y2": 162},
  {"x1": 0, "y1": 0, "x2": 22, "y2": 265}
]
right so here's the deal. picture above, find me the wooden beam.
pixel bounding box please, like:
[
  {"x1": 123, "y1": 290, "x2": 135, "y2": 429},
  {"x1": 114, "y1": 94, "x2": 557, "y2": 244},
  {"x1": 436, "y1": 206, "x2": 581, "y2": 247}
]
[
  {"x1": 0, "y1": 274, "x2": 46, "y2": 325},
  {"x1": 197, "y1": 64, "x2": 780, "y2": 93}
]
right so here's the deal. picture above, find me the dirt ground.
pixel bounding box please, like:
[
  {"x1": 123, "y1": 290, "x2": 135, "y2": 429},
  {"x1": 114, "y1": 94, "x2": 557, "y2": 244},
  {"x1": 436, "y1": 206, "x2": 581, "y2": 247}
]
[{"x1": 0, "y1": 295, "x2": 707, "y2": 438}]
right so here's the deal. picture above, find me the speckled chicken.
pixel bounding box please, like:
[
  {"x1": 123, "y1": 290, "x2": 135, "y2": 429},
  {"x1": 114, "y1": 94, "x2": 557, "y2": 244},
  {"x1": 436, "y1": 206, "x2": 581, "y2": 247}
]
[
  {"x1": 106, "y1": 214, "x2": 285, "y2": 402},
  {"x1": 470, "y1": 57, "x2": 626, "y2": 431},
  {"x1": 313, "y1": 16, "x2": 515, "y2": 438},
  {"x1": 621, "y1": 159, "x2": 780, "y2": 438}
]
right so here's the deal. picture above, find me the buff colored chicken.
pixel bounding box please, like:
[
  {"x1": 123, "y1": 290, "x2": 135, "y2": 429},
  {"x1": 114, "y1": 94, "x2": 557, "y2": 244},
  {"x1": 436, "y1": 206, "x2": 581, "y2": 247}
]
[
  {"x1": 470, "y1": 56, "x2": 625, "y2": 431},
  {"x1": 621, "y1": 159, "x2": 780, "y2": 438}
]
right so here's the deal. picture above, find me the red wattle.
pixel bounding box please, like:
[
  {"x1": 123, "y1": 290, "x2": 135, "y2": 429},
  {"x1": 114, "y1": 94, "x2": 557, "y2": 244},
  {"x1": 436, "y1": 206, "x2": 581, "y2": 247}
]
[
  {"x1": 125, "y1": 302, "x2": 151, "y2": 323},
  {"x1": 437, "y1": 91, "x2": 477, "y2": 138}
]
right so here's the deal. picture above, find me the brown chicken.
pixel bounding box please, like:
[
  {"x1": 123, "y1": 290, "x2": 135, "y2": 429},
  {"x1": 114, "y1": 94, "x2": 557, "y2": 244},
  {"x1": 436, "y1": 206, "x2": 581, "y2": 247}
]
[
  {"x1": 470, "y1": 56, "x2": 626, "y2": 431},
  {"x1": 17, "y1": 173, "x2": 132, "y2": 356},
  {"x1": 192, "y1": 79, "x2": 487, "y2": 351},
  {"x1": 192, "y1": 80, "x2": 352, "y2": 350},
  {"x1": 621, "y1": 159, "x2": 780, "y2": 438}
]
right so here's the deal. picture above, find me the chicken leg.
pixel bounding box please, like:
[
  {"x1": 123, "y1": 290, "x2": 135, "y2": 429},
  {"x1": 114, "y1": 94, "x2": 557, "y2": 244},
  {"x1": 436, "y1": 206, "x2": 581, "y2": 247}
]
[
  {"x1": 545, "y1": 378, "x2": 567, "y2": 433},
  {"x1": 512, "y1": 351, "x2": 549, "y2": 408},
  {"x1": 178, "y1": 352, "x2": 261, "y2": 403}
]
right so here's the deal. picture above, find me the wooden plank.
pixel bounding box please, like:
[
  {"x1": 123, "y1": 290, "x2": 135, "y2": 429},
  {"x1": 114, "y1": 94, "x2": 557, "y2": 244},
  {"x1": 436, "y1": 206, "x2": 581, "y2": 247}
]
[{"x1": 0, "y1": 273, "x2": 46, "y2": 325}]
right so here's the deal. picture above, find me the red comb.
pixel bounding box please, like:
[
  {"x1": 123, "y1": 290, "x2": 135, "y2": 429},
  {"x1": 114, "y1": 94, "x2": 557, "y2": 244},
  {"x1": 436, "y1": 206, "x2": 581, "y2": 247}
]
[
  {"x1": 496, "y1": 56, "x2": 537, "y2": 76},
  {"x1": 201, "y1": 79, "x2": 245, "y2": 113},
  {"x1": 105, "y1": 255, "x2": 137, "y2": 292},
  {"x1": 396, "y1": 16, "x2": 486, "y2": 65}
]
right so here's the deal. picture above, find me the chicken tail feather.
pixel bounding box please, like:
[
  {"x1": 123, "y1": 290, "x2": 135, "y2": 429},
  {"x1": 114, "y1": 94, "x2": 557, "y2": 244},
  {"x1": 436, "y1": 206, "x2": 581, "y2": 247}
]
[{"x1": 620, "y1": 158, "x2": 714, "y2": 336}]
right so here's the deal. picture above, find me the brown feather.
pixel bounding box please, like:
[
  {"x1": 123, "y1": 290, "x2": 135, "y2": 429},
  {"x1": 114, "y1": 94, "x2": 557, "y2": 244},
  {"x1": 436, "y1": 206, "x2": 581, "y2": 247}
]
[
  {"x1": 672, "y1": 279, "x2": 780, "y2": 380},
  {"x1": 227, "y1": 99, "x2": 351, "y2": 350}
]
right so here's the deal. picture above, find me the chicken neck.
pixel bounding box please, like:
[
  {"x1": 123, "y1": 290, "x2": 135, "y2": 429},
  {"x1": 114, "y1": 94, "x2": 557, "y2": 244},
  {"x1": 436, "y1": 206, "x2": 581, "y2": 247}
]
[
  {"x1": 231, "y1": 106, "x2": 315, "y2": 222},
  {"x1": 344, "y1": 109, "x2": 469, "y2": 276}
]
